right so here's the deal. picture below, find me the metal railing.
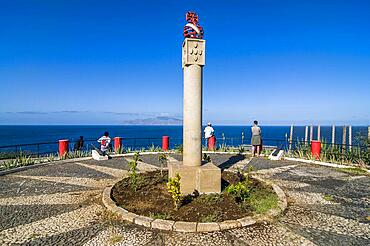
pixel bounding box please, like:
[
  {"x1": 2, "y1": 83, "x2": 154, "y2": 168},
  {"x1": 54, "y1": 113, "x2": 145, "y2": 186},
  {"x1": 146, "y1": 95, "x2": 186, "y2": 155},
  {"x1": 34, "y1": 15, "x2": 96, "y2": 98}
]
[{"x1": 0, "y1": 136, "x2": 368, "y2": 160}]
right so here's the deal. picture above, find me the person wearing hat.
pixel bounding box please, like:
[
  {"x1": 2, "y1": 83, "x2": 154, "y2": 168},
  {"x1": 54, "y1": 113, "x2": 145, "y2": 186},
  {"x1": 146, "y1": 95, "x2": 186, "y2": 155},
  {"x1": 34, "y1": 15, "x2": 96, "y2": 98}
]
[{"x1": 204, "y1": 122, "x2": 215, "y2": 149}]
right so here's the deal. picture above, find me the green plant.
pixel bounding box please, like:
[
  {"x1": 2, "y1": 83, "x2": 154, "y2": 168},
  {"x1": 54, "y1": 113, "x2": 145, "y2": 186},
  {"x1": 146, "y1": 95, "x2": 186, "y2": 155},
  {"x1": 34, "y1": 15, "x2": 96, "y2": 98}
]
[
  {"x1": 115, "y1": 146, "x2": 123, "y2": 154},
  {"x1": 202, "y1": 153, "x2": 211, "y2": 162},
  {"x1": 225, "y1": 179, "x2": 252, "y2": 202},
  {"x1": 67, "y1": 150, "x2": 90, "y2": 159},
  {"x1": 238, "y1": 146, "x2": 245, "y2": 154},
  {"x1": 175, "y1": 144, "x2": 183, "y2": 154},
  {"x1": 109, "y1": 234, "x2": 123, "y2": 244},
  {"x1": 149, "y1": 144, "x2": 162, "y2": 152},
  {"x1": 247, "y1": 189, "x2": 278, "y2": 213},
  {"x1": 167, "y1": 173, "x2": 182, "y2": 210},
  {"x1": 2, "y1": 151, "x2": 36, "y2": 169},
  {"x1": 323, "y1": 194, "x2": 334, "y2": 202},
  {"x1": 335, "y1": 167, "x2": 369, "y2": 176},
  {"x1": 158, "y1": 153, "x2": 167, "y2": 177},
  {"x1": 148, "y1": 212, "x2": 171, "y2": 220},
  {"x1": 199, "y1": 211, "x2": 222, "y2": 222},
  {"x1": 128, "y1": 152, "x2": 140, "y2": 191},
  {"x1": 199, "y1": 193, "x2": 224, "y2": 204}
]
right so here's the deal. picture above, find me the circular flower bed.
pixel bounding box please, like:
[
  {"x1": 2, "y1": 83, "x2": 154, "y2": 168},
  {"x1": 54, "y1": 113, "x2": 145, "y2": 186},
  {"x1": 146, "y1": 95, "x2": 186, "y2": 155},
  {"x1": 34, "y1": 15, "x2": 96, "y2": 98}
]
[{"x1": 103, "y1": 169, "x2": 287, "y2": 232}]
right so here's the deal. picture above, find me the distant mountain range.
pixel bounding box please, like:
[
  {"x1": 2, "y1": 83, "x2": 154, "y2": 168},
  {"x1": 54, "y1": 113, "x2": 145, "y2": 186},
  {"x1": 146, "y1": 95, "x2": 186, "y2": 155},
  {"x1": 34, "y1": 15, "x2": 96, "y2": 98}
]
[{"x1": 122, "y1": 116, "x2": 182, "y2": 125}]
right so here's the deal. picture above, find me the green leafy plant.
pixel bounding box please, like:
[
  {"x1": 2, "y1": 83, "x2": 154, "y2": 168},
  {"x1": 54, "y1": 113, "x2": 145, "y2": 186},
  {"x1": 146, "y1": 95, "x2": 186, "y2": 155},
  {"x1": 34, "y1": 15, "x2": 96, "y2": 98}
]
[
  {"x1": 128, "y1": 152, "x2": 140, "y2": 191},
  {"x1": 226, "y1": 179, "x2": 252, "y2": 202},
  {"x1": 149, "y1": 144, "x2": 162, "y2": 152},
  {"x1": 115, "y1": 146, "x2": 123, "y2": 154},
  {"x1": 67, "y1": 150, "x2": 90, "y2": 159},
  {"x1": 238, "y1": 146, "x2": 245, "y2": 154},
  {"x1": 167, "y1": 173, "x2": 182, "y2": 210},
  {"x1": 2, "y1": 151, "x2": 36, "y2": 169},
  {"x1": 175, "y1": 144, "x2": 183, "y2": 154},
  {"x1": 202, "y1": 153, "x2": 211, "y2": 163},
  {"x1": 158, "y1": 153, "x2": 167, "y2": 177}
]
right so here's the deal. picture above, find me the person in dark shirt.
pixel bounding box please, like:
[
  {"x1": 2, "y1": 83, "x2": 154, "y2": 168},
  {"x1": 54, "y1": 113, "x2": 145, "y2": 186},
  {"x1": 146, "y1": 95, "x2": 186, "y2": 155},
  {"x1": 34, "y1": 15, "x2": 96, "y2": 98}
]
[{"x1": 74, "y1": 136, "x2": 84, "y2": 151}]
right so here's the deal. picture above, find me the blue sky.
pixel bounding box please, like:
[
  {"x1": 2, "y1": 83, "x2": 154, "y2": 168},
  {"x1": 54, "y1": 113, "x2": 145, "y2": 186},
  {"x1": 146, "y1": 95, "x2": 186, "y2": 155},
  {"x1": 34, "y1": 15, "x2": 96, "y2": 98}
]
[{"x1": 0, "y1": 0, "x2": 369, "y2": 125}]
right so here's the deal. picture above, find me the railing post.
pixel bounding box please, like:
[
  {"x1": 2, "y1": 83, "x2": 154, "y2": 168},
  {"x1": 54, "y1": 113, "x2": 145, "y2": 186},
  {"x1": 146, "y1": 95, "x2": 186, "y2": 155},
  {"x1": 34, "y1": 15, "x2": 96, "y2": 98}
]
[
  {"x1": 289, "y1": 124, "x2": 293, "y2": 151},
  {"x1": 58, "y1": 139, "x2": 69, "y2": 159},
  {"x1": 348, "y1": 126, "x2": 352, "y2": 151},
  {"x1": 114, "y1": 137, "x2": 122, "y2": 153},
  {"x1": 311, "y1": 140, "x2": 321, "y2": 160},
  {"x1": 331, "y1": 125, "x2": 335, "y2": 145},
  {"x1": 342, "y1": 126, "x2": 347, "y2": 154},
  {"x1": 310, "y1": 125, "x2": 313, "y2": 142},
  {"x1": 37, "y1": 144, "x2": 40, "y2": 158},
  {"x1": 304, "y1": 126, "x2": 308, "y2": 144},
  {"x1": 162, "y1": 136, "x2": 169, "y2": 151},
  {"x1": 317, "y1": 125, "x2": 321, "y2": 141}
]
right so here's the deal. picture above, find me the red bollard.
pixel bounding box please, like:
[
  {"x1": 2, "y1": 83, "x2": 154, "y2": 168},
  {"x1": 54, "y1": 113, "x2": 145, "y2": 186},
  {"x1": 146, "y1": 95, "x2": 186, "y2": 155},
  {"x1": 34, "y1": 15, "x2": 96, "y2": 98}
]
[
  {"x1": 59, "y1": 139, "x2": 69, "y2": 158},
  {"x1": 208, "y1": 136, "x2": 216, "y2": 150},
  {"x1": 114, "y1": 137, "x2": 122, "y2": 153},
  {"x1": 162, "y1": 136, "x2": 169, "y2": 151},
  {"x1": 311, "y1": 140, "x2": 321, "y2": 160}
]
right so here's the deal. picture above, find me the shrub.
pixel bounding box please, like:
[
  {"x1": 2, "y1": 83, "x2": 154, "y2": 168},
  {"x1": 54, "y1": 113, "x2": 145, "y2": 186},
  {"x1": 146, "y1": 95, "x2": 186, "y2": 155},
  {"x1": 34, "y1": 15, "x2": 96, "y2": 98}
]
[
  {"x1": 158, "y1": 153, "x2": 167, "y2": 177},
  {"x1": 225, "y1": 179, "x2": 252, "y2": 202},
  {"x1": 202, "y1": 153, "x2": 211, "y2": 163},
  {"x1": 175, "y1": 144, "x2": 183, "y2": 154},
  {"x1": 128, "y1": 152, "x2": 140, "y2": 191},
  {"x1": 167, "y1": 173, "x2": 182, "y2": 210}
]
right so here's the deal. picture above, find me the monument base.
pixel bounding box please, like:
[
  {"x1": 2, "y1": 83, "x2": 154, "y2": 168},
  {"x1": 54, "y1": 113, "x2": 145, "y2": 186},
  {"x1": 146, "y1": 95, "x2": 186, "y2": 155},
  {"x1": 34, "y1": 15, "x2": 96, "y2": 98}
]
[{"x1": 168, "y1": 162, "x2": 221, "y2": 194}]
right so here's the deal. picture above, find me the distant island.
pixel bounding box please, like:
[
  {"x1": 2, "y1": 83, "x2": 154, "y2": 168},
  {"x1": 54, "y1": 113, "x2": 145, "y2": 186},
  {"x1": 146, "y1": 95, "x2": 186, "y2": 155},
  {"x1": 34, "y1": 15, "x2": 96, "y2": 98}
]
[{"x1": 122, "y1": 116, "x2": 182, "y2": 125}]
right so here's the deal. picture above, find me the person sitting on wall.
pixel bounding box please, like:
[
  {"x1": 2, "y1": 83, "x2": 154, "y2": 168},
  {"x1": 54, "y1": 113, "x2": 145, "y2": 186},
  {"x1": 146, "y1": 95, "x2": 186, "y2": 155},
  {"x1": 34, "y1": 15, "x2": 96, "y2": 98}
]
[
  {"x1": 74, "y1": 136, "x2": 84, "y2": 151},
  {"x1": 98, "y1": 131, "x2": 111, "y2": 157},
  {"x1": 251, "y1": 120, "x2": 262, "y2": 156},
  {"x1": 204, "y1": 122, "x2": 215, "y2": 149}
]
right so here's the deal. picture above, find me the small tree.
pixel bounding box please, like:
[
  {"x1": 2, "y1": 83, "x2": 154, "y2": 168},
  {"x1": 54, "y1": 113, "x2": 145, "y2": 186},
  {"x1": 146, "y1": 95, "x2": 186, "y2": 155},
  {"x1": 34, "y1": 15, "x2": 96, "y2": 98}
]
[
  {"x1": 157, "y1": 153, "x2": 167, "y2": 177},
  {"x1": 167, "y1": 173, "x2": 182, "y2": 210},
  {"x1": 128, "y1": 152, "x2": 140, "y2": 191}
]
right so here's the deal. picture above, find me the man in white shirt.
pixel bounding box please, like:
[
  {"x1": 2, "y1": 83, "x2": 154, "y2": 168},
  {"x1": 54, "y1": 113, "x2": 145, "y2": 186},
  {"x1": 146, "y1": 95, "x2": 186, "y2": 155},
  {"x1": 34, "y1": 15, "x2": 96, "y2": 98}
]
[
  {"x1": 98, "y1": 131, "x2": 111, "y2": 156},
  {"x1": 204, "y1": 122, "x2": 215, "y2": 148}
]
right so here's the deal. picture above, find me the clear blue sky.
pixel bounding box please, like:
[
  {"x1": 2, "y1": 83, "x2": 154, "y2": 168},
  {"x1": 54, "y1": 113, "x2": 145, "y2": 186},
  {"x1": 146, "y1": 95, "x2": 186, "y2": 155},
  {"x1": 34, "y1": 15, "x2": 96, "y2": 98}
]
[{"x1": 1, "y1": 0, "x2": 369, "y2": 125}]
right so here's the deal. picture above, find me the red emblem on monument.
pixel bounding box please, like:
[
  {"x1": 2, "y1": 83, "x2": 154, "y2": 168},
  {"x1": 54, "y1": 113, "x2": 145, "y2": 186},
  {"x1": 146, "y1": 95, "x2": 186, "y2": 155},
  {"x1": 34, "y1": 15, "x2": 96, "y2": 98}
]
[{"x1": 183, "y1": 11, "x2": 204, "y2": 39}]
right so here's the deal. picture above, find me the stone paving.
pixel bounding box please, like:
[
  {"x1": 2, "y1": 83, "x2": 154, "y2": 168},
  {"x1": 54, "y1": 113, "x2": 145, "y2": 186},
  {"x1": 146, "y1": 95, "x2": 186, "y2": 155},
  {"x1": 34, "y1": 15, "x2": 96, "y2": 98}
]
[{"x1": 0, "y1": 154, "x2": 369, "y2": 245}]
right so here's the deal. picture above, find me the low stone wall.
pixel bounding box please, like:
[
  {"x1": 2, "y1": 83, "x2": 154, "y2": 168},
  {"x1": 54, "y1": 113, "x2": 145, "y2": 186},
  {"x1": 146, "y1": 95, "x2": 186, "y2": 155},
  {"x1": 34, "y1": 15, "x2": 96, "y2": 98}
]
[{"x1": 102, "y1": 176, "x2": 287, "y2": 233}]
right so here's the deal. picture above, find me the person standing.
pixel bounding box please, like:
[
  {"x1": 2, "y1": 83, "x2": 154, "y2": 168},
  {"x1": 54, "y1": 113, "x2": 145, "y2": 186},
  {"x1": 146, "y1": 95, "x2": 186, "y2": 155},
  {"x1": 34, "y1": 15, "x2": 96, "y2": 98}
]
[
  {"x1": 204, "y1": 122, "x2": 215, "y2": 148},
  {"x1": 74, "y1": 136, "x2": 84, "y2": 151},
  {"x1": 98, "y1": 131, "x2": 111, "y2": 156},
  {"x1": 251, "y1": 120, "x2": 262, "y2": 156}
]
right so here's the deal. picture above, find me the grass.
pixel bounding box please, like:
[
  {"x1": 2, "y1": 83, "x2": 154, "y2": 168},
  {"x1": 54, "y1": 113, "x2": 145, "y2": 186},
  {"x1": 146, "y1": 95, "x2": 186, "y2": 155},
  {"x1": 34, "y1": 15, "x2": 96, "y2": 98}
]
[
  {"x1": 247, "y1": 188, "x2": 278, "y2": 214},
  {"x1": 148, "y1": 212, "x2": 171, "y2": 220},
  {"x1": 323, "y1": 194, "x2": 334, "y2": 202},
  {"x1": 335, "y1": 167, "x2": 369, "y2": 176},
  {"x1": 199, "y1": 211, "x2": 222, "y2": 222},
  {"x1": 198, "y1": 193, "x2": 224, "y2": 204},
  {"x1": 98, "y1": 210, "x2": 123, "y2": 226},
  {"x1": 109, "y1": 233, "x2": 124, "y2": 245}
]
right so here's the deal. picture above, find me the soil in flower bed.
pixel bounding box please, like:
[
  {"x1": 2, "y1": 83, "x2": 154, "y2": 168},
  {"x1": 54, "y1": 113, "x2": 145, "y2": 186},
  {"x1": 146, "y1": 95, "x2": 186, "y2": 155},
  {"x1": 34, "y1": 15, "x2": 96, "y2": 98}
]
[{"x1": 111, "y1": 170, "x2": 277, "y2": 222}]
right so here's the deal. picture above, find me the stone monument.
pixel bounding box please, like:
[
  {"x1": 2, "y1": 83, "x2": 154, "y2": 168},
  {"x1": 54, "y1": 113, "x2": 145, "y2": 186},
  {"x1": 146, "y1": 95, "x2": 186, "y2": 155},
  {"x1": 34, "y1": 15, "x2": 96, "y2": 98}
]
[{"x1": 168, "y1": 12, "x2": 221, "y2": 194}]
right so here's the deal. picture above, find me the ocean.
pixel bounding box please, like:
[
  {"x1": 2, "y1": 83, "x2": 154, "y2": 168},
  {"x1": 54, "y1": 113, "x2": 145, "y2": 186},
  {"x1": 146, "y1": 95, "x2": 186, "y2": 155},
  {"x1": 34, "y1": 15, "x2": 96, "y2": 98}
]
[{"x1": 0, "y1": 125, "x2": 367, "y2": 154}]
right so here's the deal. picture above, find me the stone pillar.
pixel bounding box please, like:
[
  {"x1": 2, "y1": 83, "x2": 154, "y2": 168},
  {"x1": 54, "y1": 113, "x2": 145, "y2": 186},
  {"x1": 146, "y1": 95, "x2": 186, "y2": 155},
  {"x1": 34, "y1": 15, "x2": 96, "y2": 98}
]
[
  {"x1": 182, "y1": 38, "x2": 205, "y2": 167},
  {"x1": 169, "y1": 38, "x2": 221, "y2": 194}
]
